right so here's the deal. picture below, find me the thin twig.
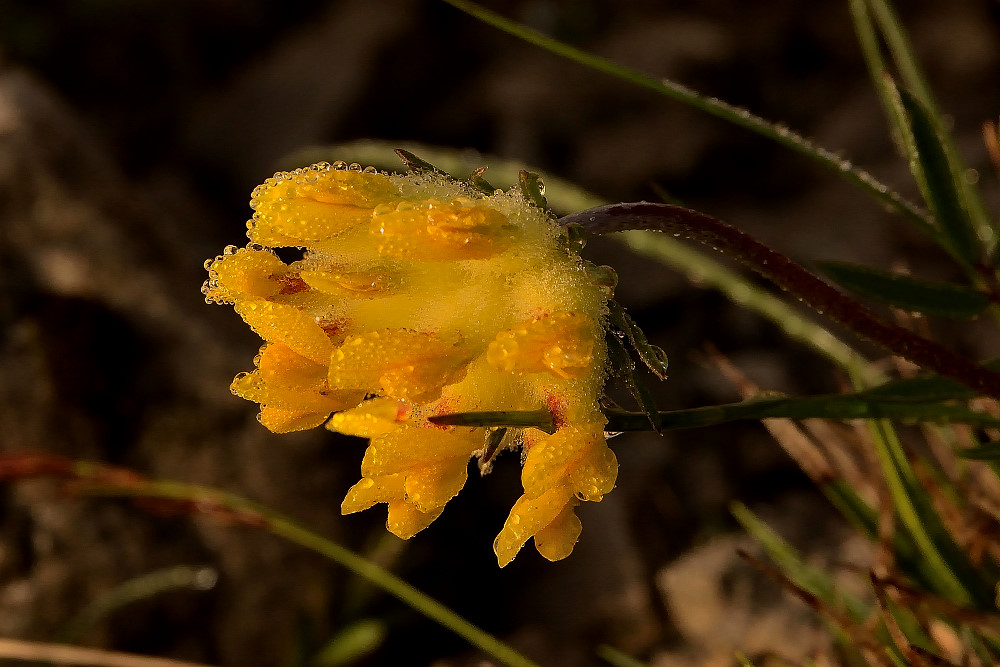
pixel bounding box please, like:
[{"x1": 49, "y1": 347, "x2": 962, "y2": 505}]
[
  {"x1": 561, "y1": 202, "x2": 1000, "y2": 399},
  {"x1": 0, "y1": 638, "x2": 215, "y2": 667}
]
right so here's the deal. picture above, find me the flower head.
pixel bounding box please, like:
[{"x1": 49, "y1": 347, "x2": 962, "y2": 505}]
[{"x1": 204, "y1": 160, "x2": 617, "y2": 565}]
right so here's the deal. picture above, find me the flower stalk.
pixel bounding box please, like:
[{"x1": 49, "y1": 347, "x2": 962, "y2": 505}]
[{"x1": 560, "y1": 202, "x2": 1000, "y2": 400}]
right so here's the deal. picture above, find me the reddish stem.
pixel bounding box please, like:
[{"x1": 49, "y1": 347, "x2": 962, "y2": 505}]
[{"x1": 561, "y1": 202, "x2": 1000, "y2": 399}]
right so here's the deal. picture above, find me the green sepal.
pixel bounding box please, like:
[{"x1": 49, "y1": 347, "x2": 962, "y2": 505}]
[
  {"x1": 606, "y1": 332, "x2": 661, "y2": 433},
  {"x1": 394, "y1": 148, "x2": 448, "y2": 175},
  {"x1": 468, "y1": 166, "x2": 496, "y2": 195},
  {"x1": 607, "y1": 301, "x2": 669, "y2": 380},
  {"x1": 819, "y1": 260, "x2": 990, "y2": 319},
  {"x1": 584, "y1": 261, "x2": 618, "y2": 298},
  {"x1": 517, "y1": 170, "x2": 548, "y2": 210},
  {"x1": 559, "y1": 222, "x2": 589, "y2": 254}
]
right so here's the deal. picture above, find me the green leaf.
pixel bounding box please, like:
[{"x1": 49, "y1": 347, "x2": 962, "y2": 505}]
[
  {"x1": 430, "y1": 392, "x2": 1000, "y2": 431},
  {"x1": 819, "y1": 261, "x2": 990, "y2": 318},
  {"x1": 879, "y1": 75, "x2": 981, "y2": 265},
  {"x1": 864, "y1": 419, "x2": 992, "y2": 608},
  {"x1": 956, "y1": 440, "x2": 1000, "y2": 461},
  {"x1": 606, "y1": 332, "x2": 661, "y2": 432},
  {"x1": 861, "y1": 0, "x2": 997, "y2": 255},
  {"x1": 898, "y1": 86, "x2": 983, "y2": 265},
  {"x1": 608, "y1": 301, "x2": 669, "y2": 380},
  {"x1": 858, "y1": 360, "x2": 1000, "y2": 402}
]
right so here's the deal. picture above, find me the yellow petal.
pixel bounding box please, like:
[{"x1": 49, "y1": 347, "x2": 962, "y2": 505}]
[
  {"x1": 533, "y1": 503, "x2": 582, "y2": 562},
  {"x1": 257, "y1": 406, "x2": 330, "y2": 433},
  {"x1": 521, "y1": 424, "x2": 606, "y2": 499},
  {"x1": 493, "y1": 485, "x2": 574, "y2": 568},
  {"x1": 566, "y1": 439, "x2": 618, "y2": 502},
  {"x1": 328, "y1": 329, "x2": 469, "y2": 402},
  {"x1": 299, "y1": 268, "x2": 397, "y2": 297},
  {"x1": 231, "y1": 371, "x2": 361, "y2": 414},
  {"x1": 487, "y1": 312, "x2": 595, "y2": 379},
  {"x1": 386, "y1": 499, "x2": 443, "y2": 539},
  {"x1": 341, "y1": 473, "x2": 406, "y2": 514},
  {"x1": 235, "y1": 299, "x2": 333, "y2": 364},
  {"x1": 326, "y1": 398, "x2": 410, "y2": 437},
  {"x1": 360, "y1": 427, "x2": 482, "y2": 478},
  {"x1": 257, "y1": 342, "x2": 328, "y2": 390},
  {"x1": 207, "y1": 248, "x2": 288, "y2": 301},
  {"x1": 404, "y1": 458, "x2": 469, "y2": 512},
  {"x1": 250, "y1": 168, "x2": 399, "y2": 247},
  {"x1": 371, "y1": 199, "x2": 518, "y2": 261}
]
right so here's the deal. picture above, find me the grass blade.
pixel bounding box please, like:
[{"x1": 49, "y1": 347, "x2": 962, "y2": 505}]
[
  {"x1": 860, "y1": 0, "x2": 997, "y2": 252},
  {"x1": 956, "y1": 440, "x2": 1000, "y2": 462},
  {"x1": 440, "y1": 0, "x2": 933, "y2": 232},
  {"x1": 863, "y1": 418, "x2": 991, "y2": 607}
]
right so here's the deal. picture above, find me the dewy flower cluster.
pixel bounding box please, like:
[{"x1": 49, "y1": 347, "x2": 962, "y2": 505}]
[{"x1": 204, "y1": 161, "x2": 617, "y2": 566}]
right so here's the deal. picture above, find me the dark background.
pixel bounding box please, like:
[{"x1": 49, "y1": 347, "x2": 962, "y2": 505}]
[{"x1": 1, "y1": 1, "x2": 999, "y2": 664}]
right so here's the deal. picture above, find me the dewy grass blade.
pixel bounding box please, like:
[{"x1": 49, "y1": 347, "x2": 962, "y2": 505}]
[
  {"x1": 896, "y1": 83, "x2": 982, "y2": 266},
  {"x1": 440, "y1": 0, "x2": 933, "y2": 232},
  {"x1": 862, "y1": 0, "x2": 997, "y2": 252}
]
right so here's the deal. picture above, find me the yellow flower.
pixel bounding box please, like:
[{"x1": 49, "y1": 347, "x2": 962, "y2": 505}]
[{"x1": 205, "y1": 160, "x2": 616, "y2": 565}]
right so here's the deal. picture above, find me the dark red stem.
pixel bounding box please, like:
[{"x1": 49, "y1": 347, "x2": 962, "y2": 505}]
[{"x1": 561, "y1": 202, "x2": 1000, "y2": 399}]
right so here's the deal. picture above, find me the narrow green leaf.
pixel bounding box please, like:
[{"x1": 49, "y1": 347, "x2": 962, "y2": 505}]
[
  {"x1": 862, "y1": 0, "x2": 998, "y2": 253},
  {"x1": 606, "y1": 332, "x2": 660, "y2": 432},
  {"x1": 865, "y1": 419, "x2": 991, "y2": 607},
  {"x1": 878, "y1": 75, "x2": 979, "y2": 265},
  {"x1": 819, "y1": 261, "x2": 990, "y2": 318},
  {"x1": 608, "y1": 301, "x2": 669, "y2": 380},
  {"x1": 956, "y1": 440, "x2": 1000, "y2": 461},
  {"x1": 898, "y1": 86, "x2": 982, "y2": 265},
  {"x1": 858, "y1": 359, "x2": 1000, "y2": 402},
  {"x1": 430, "y1": 392, "x2": 1000, "y2": 431}
]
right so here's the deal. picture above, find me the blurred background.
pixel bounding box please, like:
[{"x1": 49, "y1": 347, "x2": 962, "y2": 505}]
[{"x1": 0, "y1": 0, "x2": 999, "y2": 664}]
